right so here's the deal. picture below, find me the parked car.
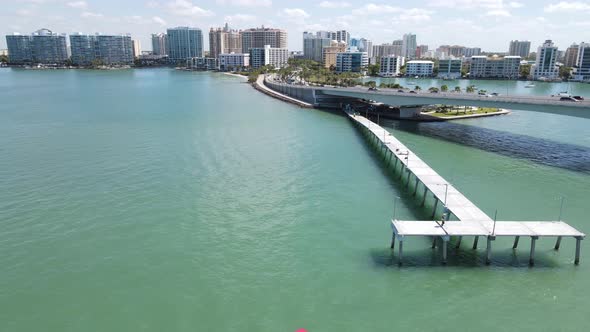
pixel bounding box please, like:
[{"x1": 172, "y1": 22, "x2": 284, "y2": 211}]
[
  {"x1": 368, "y1": 87, "x2": 379, "y2": 91},
  {"x1": 490, "y1": 92, "x2": 500, "y2": 96},
  {"x1": 409, "y1": 90, "x2": 417, "y2": 94},
  {"x1": 560, "y1": 97, "x2": 578, "y2": 102},
  {"x1": 397, "y1": 89, "x2": 404, "y2": 93},
  {"x1": 573, "y1": 96, "x2": 585, "y2": 101}
]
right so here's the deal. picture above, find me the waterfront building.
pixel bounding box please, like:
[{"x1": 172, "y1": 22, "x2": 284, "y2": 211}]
[
  {"x1": 6, "y1": 34, "x2": 33, "y2": 64},
  {"x1": 532, "y1": 40, "x2": 558, "y2": 80},
  {"x1": 132, "y1": 40, "x2": 141, "y2": 58},
  {"x1": 335, "y1": 51, "x2": 368, "y2": 73},
  {"x1": 379, "y1": 55, "x2": 404, "y2": 77},
  {"x1": 241, "y1": 27, "x2": 287, "y2": 53},
  {"x1": 6, "y1": 29, "x2": 67, "y2": 64},
  {"x1": 464, "y1": 47, "x2": 482, "y2": 57},
  {"x1": 303, "y1": 32, "x2": 331, "y2": 62},
  {"x1": 151, "y1": 33, "x2": 168, "y2": 56},
  {"x1": 508, "y1": 40, "x2": 531, "y2": 58},
  {"x1": 573, "y1": 42, "x2": 590, "y2": 81},
  {"x1": 322, "y1": 40, "x2": 347, "y2": 69},
  {"x1": 416, "y1": 45, "x2": 428, "y2": 58},
  {"x1": 402, "y1": 33, "x2": 417, "y2": 59},
  {"x1": 167, "y1": 27, "x2": 203, "y2": 63},
  {"x1": 406, "y1": 60, "x2": 434, "y2": 77},
  {"x1": 209, "y1": 24, "x2": 242, "y2": 59},
  {"x1": 249, "y1": 45, "x2": 288, "y2": 69},
  {"x1": 469, "y1": 55, "x2": 521, "y2": 79},
  {"x1": 564, "y1": 43, "x2": 579, "y2": 67},
  {"x1": 187, "y1": 57, "x2": 218, "y2": 70},
  {"x1": 438, "y1": 59, "x2": 462, "y2": 79},
  {"x1": 70, "y1": 33, "x2": 133, "y2": 66},
  {"x1": 219, "y1": 52, "x2": 250, "y2": 71}
]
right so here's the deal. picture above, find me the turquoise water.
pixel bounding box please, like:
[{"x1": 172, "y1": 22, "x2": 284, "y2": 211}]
[{"x1": 1, "y1": 68, "x2": 589, "y2": 331}]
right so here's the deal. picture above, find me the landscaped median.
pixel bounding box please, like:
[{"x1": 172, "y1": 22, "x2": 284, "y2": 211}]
[{"x1": 422, "y1": 105, "x2": 510, "y2": 120}]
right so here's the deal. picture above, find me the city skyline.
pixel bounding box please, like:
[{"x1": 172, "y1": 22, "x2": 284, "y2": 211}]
[{"x1": 1, "y1": 0, "x2": 590, "y2": 52}]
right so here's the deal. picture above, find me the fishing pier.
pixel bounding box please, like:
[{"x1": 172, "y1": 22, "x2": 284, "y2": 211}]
[{"x1": 344, "y1": 106, "x2": 585, "y2": 266}]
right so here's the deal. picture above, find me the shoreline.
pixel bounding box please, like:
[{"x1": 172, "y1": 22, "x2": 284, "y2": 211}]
[
  {"x1": 223, "y1": 72, "x2": 248, "y2": 80},
  {"x1": 420, "y1": 109, "x2": 511, "y2": 121},
  {"x1": 253, "y1": 75, "x2": 314, "y2": 108}
]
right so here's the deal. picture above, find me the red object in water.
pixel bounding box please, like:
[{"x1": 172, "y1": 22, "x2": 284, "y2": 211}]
[{"x1": 296, "y1": 329, "x2": 307, "y2": 332}]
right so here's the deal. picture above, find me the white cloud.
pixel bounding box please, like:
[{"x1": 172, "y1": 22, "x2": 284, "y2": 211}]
[
  {"x1": 353, "y1": 4, "x2": 403, "y2": 15},
  {"x1": 485, "y1": 9, "x2": 511, "y2": 16},
  {"x1": 81, "y1": 11, "x2": 103, "y2": 18},
  {"x1": 282, "y1": 8, "x2": 310, "y2": 20},
  {"x1": 544, "y1": 1, "x2": 590, "y2": 12},
  {"x1": 153, "y1": 16, "x2": 167, "y2": 26},
  {"x1": 224, "y1": 14, "x2": 257, "y2": 24},
  {"x1": 146, "y1": 1, "x2": 160, "y2": 8},
  {"x1": 167, "y1": 0, "x2": 214, "y2": 17},
  {"x1": 16, "y1": 9, "x2": 34, "y2": 16},
  {"x1": 508, "y1": 1, "x2": 524, "y2": 8},
  {"x1": 318, "y1": 1, "x2": 351, "y2": 8},
  {"x1": 216, "y1": 0, "x2": 272, "y2": 6},
  {"x1": 67, "y1": 1, "x2": 88, "y2": 9}
]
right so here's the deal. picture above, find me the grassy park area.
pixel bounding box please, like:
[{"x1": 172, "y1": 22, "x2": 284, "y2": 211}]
[{"x1": 425, "y1": 106, "x2": 503, "y2": 117}]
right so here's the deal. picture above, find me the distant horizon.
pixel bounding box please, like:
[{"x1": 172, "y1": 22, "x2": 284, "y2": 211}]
[{"x1": 1, "y1": 0, "x2": 588, "y2": 52}]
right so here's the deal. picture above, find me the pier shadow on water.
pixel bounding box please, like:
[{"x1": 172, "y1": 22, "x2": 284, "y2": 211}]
[
  {"x1": 369, "y1": 244, "x2": 562, "y2": 269},
  {"x1": 382, "y1": 119, "x2": 590, "y2": 174}
]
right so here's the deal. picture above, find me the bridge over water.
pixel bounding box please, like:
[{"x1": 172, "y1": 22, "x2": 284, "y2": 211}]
[{"x1": 263, "y1": 77, "x2": 590, "y2": 118}]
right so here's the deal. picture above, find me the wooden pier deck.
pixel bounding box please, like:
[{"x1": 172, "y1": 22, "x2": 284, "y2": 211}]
[{"x1": 345, "y1": 108, "x2": 585, "y2": 266}]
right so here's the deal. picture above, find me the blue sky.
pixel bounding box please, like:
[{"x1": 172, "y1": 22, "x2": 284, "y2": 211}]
[{"x1": 1, "y1": 0, "x2": 589, "y2": 52}]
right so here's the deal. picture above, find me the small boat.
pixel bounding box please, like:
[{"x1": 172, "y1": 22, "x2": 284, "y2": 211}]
[{"x1": 525, "y1": 82, "x2": 535, "y2": 88}]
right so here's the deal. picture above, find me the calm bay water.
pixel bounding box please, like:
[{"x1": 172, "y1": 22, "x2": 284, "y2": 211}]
[{"x1": 1, "y1": 68, "x2": 589, "y2": 331}]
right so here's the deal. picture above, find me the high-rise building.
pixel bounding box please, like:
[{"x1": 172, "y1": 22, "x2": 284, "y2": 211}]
[
  {"x1": 151, "y1": 33, "x2": 168, "y2": 56},
  {"x1": 564, "y1": 43, "x2": 579, "y2": 67},
  {"x1": 379, "y1": 55, "x2": 404, "y2": 76},
  {"x1": 249, "y1": 45, "x2": 288, "y2": 69},
  {"x1": 508, "y1": 40, "x2": 531, "y2": 58},
  {"x1": 330, "y1": 30, "x2": 350, "y2": 45},
  {"x1": 372, "y1": 42, "x2": 402, "y2": 63},
  {"x1": 416, "y1": 45, "x2": 428, "y2": 58},
  {"x1": 241, "y1": 27, "x2": 287, "y2": 53},
  {"x1": 532, "y1": 40, "x2": 558, "y2": 80},
  {"x1": 335, "y1": 51, "x2": 368, "y2": 73},
  {"x1": 303, "y1": 32, "x2": 331, "y2": 62},
  {"x1": 402, "y1": 33, "x2": 417, "y2": 59},
  {"x1": 5, "y1": 28, "x2": 67, "y2": 64},
  {"x1": 132, "y1": 40, "x2": 141, "y2": 58},
  {"x1": 448, "y1": 45, "x2": 465, "y2": 57},
  {"x1": 469, "y1": 55, "x2": 521, "y2": 79},
  {"x1": 438, "y1": 59, "x2": 462, "y2": 79},
  {"x1": 209, "y1": 24, "x2": 242, "y2": 59},
  {"x1": 573, "y1": 42, "x2": 590, "y2": 81},
  {"x1": 70, "y1": 33, "x2": 133, "y2": 66},
  {"x1": 167, "y1": 27, "x2": 203, "y2": 62},
  {"x1": 406, "y1": 60, "x2": 434, "y2": 77},
  {"x1": 322, "y1": 40, "x2": 346, "y2": 69},
  {"x1": 464, "y1": 47, "x2": 482, "y2": 57},
  {"x1": 6, "y1": 34, "x2": 33, "y2": 64}
]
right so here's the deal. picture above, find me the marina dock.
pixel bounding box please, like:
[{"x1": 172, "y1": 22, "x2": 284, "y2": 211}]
[{"x1": 344, "y1": 106, "x2": 585, "y2": 266}]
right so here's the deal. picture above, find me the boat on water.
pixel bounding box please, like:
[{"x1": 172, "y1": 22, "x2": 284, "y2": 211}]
[{"x1": 525, "y1": 82, "x2": 535, "y2": 88}]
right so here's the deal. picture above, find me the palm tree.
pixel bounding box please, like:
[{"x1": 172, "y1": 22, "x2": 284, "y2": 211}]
[
  {"x1": 441, "y1": 85, "x2": 448, "y2": 92},
  {"x1": 454, "y1": 86, "x2": 461, "y2": 92},
  {"x1": 414, "y1": 85, "x2": 422, "y2": 91},
  {"x1": 466, "y1": 85, "x2": 475, "y2": 93}
]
